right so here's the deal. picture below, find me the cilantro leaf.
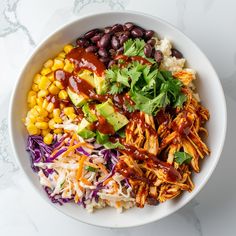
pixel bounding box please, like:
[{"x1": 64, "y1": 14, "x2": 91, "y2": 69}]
[
  {"x1": 117, "y1": 69, "x2": 130, "y2": 87},
  {"x1": 85, "y1": 166, "x2": 96, "y2": 172},
  {"x1": 124, "y1": 39, "x2": 145, "y2": 56},
  {"x1": 174, "y1": 151, "x2": 192, "y2": 165},
  {"x1": 109, "y1": 83, "x2": 126, "y2": 95},
  {"x1": 174, "y1": 93, "x2": 187, "y2": 108}
]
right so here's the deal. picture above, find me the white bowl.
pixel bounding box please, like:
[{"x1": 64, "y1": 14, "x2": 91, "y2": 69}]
[{"x1": 9, "y1": 11, "x2": 227, "y2": 228}]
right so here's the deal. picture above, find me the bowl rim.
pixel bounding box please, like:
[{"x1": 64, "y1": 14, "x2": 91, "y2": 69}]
[{"x1": 8, "y1": 10, "x2": 227, "y2": 228}]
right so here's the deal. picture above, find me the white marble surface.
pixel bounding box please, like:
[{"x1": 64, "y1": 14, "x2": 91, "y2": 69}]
[{"x1": 0, "y1": 0, "x2": 236, "y2": 235}]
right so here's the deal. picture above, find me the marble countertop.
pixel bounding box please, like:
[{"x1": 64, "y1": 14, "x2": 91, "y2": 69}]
[{"x1": 1, "y1": 0, "x2": 236, "y2": 235}]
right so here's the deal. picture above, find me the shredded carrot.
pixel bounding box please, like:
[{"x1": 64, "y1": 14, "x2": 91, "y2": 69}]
[
  {"x1": 63, "y1": 142, "x2": 83, "y2": 157},
  {"x1": 69, "y1": 133, "x2": 77, "y2": 147},
  {"x1": 74, "y1": 194, "x2": 80, "y2": 203},
  {"x1": 115, "y1": 201, "x2": 121, "y2": 208},
  {"x1": 78, "y1": 185, "x2": 84, "y2": 191},
  {"x1": 103, "y1": 177, "x2": 114, "y2": 186},
  {"x1": 84, "y1": 161, "x2": 98, "y2": 169},
  {"x1": 80, "y1": 177, "x2": 92, "y2": 186},
  {"x1": 113, "y1": 182, "x2": 119, "y2": 192},
  {"x1": 98, "y1": 163, "x2": 109, "y2": 175},
  {"x1": 76, "y1": 155, "x2": 86, "y2": 180}
]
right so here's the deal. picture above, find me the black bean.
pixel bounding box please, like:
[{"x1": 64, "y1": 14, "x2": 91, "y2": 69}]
[
  {"x1": 123, "y1": 22, "x2": 134, "y2": 31},
  {"x1": 147, "y1": 38, "x2": 156, "y2": 47},
  {"x1": 108, "y1": 60, "x2": 116, "y2": 68},
  {"x1": 91, "y1": 33, "x2": 103, "y2": 43},
  {"x1": 112, "y1": 24, "x2": 123, "y2": 33},
  {"x1": 123, "y1": 31, "x2": 130, "y2": 37},
  {"x1": 98, "y1": 48, "x2": 108, "y2": 58},
  {"x1": 117, "y1": 46, "x2": 124, "y2": 55},
  {"x1": 104, "y1": 26, "x2": 112, "y2": 34},
  {"x1": 151, "y1": 48, "x2": 155, "y2": 57},
  {"x1": 145, "y1": 30, "x2": 154, "y2": 40},
  {"x1": 99, "y1": 33, "x2": 111, "y2": 48},
  {"x1": 109, "y1": 49, "x2": 116, "y2": 57},
  {"x1": 99, "y1": 57, "x2": 110, "y2": 64},
  {"x1": 171, "y1": 48, "x2": 183, "y2": 59},
  {"x1": 131, "y1": 27, "x2": 143, "y2": 38},
  {"x1": 85, "y1": 45, "x2": 98, "y2": 53},
  {"x1": 76, "y1": 38, "x2": 90, "y2": 48},
  {"x1": 111, "y1": 36, "x2": 120, "y2": 50},
  {"x1": 119, "y1": 34, "x2": 129, "y2": 45},
  {"x1": 84, "y1": 28, "x2": 100, "y2": 39},
  {"x1": 154, "y1": 50, "x2": 163, "y2": 63},
  {"x1": 144, "y1": 44, "x2": 152, "y2": 58}
]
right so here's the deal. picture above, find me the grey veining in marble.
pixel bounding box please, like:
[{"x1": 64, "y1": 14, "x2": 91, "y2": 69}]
[{"x1": 0, "y1": 0, "x2": 35, "y2": 45}]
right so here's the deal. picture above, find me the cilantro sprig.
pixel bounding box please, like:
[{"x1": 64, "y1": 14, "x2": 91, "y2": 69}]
[
  {"x1": 105, "y1": 38, "x2": 187, "y2": 115},
  {"x1": 174, "y1": 151, "x2": 193, "y2": 165}
]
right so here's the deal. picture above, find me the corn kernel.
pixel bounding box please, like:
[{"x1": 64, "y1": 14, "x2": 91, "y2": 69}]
[
  {"x1": 54, "y1": 81, "x2": 64, "y2": 89},
  {"x1": 47, "y1": 72, "x2": 54, "y2": 82},
  {"x1": 49, "y1": 113, "x2": 53, "y2": 119},
  {"x1": 40, "y1": 109, "x2": 48, "y2": 118},
  {"x1": 58, "y1": 52, "x2": 66, "y2": 59},
  {"x1": 46, "y1": 102, "x2": 54, "y2": 113},
  {"x1": 34, "y1": 74, "x2": 41, "y2": 84},
  {"x1": 48, "y1": 84, "x2": 60, "y2": 95},
  {"x1": 28, "y1": 96, "x2": 37, "y2": 108},
  {"x1": 43, "y1": 133, "x2": 53, "y2": 145},
  {"x1": 44, "y1": 59, "x2": 53, "y2": 68},
  {"x1": 42, "y1": 99, "x2": 49, "y2": 109},
  {"x1": 58, "y1": 90, "x2": 68, "y2": 100},
  {"x1": 64, "y1": 44, "x2": 74, "y2": 54},
  {"x1": 64, "y1": 107, "x2": 74, "y2": 116},
  {"x1": 39, "y1": 75, "x2": 51, "y2": 90},
  {"x1": 34, "y1": 105, "x2": 41, "y2": 113},
  {"x1": 41, "y1": 67, "x2": 51, "y2": 76},
  {"x1": 32, "y1": 84, "x2": 39, "y2": 92},
  {"x1": 53, "y1": 108, "x2": 61, "y2": 117},
  {"x1": 68, "y1": 113, "x2": 77, "y2": 120},
  {"x1": 30, "y1": 108, "x2": 39, "y2": 117},
  {"x1": 27, "y1": 91, "x2": 36, "y2": 102},
  {"x1": 49, "y1": 119, "x2": 56, "y2": 129},
  {"x1": 54, "y1": 117, "x2": 62, "y2": 124},
  {"x1": 35, "y1": 121, "x2": 48, "y2": 130},
  {"x1": 42, "y1": 129, "x2": 50, "y2": 137},
  {"x1": 27, "y1": 123, "x2": 39, "y2": 135},
  {"x1": 52, "y1": 59, "x2": 64, "y2": 71},
  {"x1": 36, "y1": 117, "x2": 45, "y2": 122},
  {"x1": 38, "y1": 89, "x2": 49, "y2": 98},
  {"x1": 63, "y1": 60, "x2": 74, "y2": 73},
  {"x1": 54, "y1": 128, "x2": 62, "y2": 134},
  {"x1": 36, "y1": 97, "x2": 43, "y2": 106}
]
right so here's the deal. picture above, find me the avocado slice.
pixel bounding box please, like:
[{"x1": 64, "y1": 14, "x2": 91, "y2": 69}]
[
  {"x1": 67, "y1": 87, "x2": 87, "y2": 107},
  {"x1": 94, "y1": 74, "x2": 108, "y2": 95},
  {"x1": 96, "y1": 100, "x2": 129, "y2": 132},
  {"x1": 77, "y1": 69, "x2": 95, "y2": 87},
  {"x1": 82, "y1": 103, "x2": 97, "y2": 123},
  {"x1": 77, "y1": 118, "x2": 96, "y2": 139},
  {"x1": 96, "y1": 100, "x2": 114, "y2": 117}
]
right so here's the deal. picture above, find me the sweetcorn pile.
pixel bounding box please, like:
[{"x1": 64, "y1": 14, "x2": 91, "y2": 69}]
[{"x1": 25, "y1": 44, "x2": 76, "y2": 145}]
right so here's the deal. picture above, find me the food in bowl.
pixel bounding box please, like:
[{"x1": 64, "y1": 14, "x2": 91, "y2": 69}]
[{"x1": 24, "y1": 22, "x2": 210, "y2": 213}]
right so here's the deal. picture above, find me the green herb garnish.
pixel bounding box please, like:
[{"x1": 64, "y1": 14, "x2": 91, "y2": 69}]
[
  {"x1": 104, "y1": 38, "x2": 187, "y2": 116},
  {"x1": 85, "y1": 166, "x2": 96, "y2": 172},
  {"x1": 174, "y1": 151, "x2": 193, "y2": 165}
]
